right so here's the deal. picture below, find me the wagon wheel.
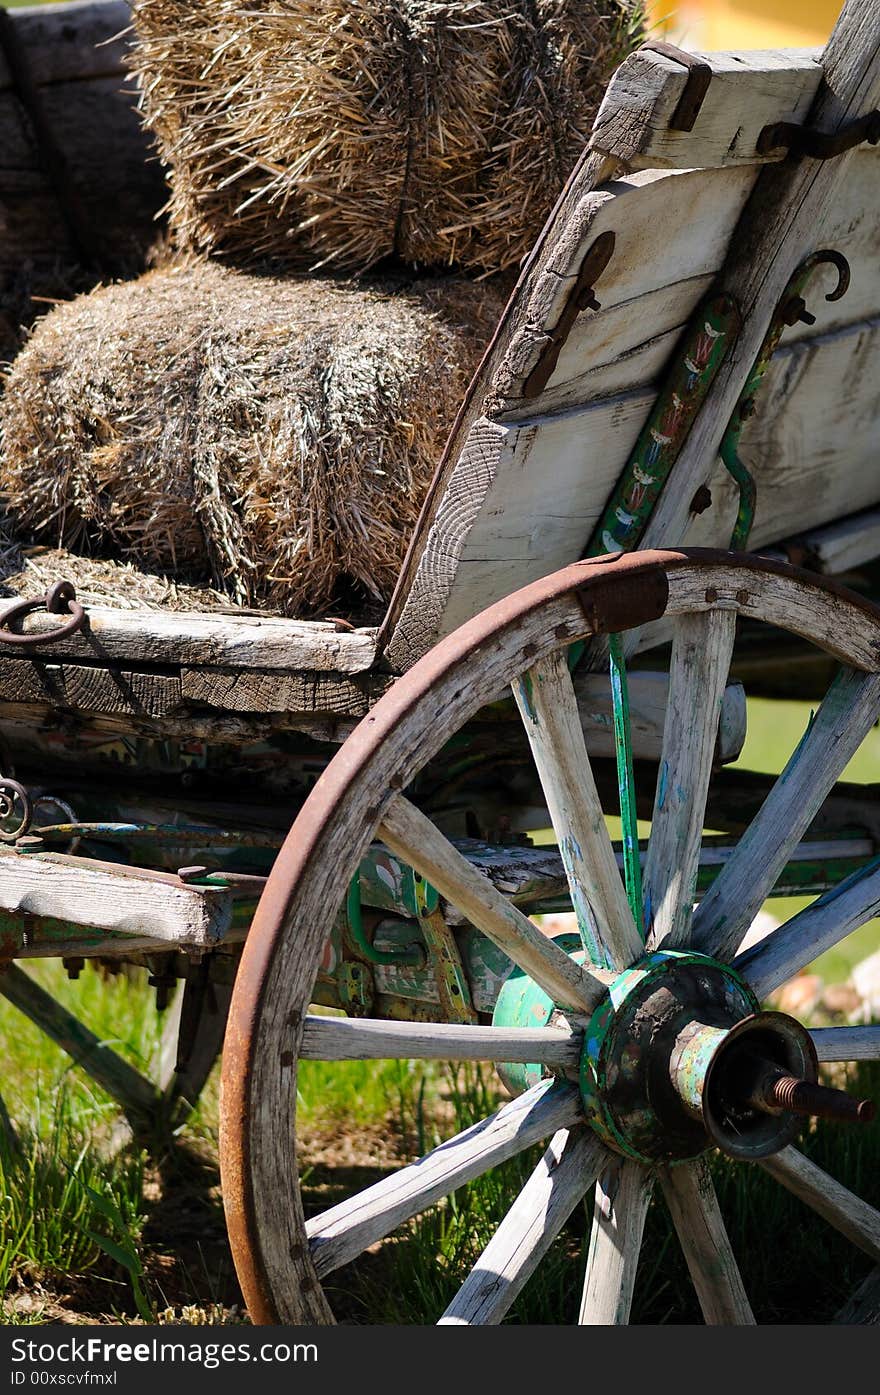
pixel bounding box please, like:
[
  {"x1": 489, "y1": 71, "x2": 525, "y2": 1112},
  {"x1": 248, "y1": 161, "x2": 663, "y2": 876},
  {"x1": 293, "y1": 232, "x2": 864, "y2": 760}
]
[{"x1": 220, "y1": 549, "x2": 880, "y2": 1324}]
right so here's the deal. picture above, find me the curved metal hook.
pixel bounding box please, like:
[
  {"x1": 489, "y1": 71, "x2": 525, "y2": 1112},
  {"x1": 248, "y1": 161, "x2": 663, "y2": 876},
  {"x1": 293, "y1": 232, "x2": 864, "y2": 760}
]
[{"x1": 802, "y1": 248, "x2": 851, "y2": 303}]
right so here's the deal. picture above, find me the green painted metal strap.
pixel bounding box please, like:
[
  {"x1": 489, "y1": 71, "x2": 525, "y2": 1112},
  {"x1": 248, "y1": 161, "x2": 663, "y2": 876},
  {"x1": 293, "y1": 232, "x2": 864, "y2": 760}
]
[
  {"x1": 608, "y1": 633, "x2": 645, "y2": 937},
  {"x1": 345, "y1": 877, "x2": 424, "y2": 967}
]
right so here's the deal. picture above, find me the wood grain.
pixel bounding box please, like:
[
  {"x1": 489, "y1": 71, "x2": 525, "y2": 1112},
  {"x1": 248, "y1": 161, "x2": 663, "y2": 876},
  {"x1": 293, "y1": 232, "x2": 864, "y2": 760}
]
[
  {"x1": 590, "y1": 46, "x2": 823, "y2": 171},
  {"x1": 439, "y1": 1128, "x2": 604, "y2": 1325},
  {"x1": 513, "y1": 650, "x2": 641, "y2": 969},
  {"x1": 579, "y1": 1158, "x2": 652, "y2": 1324},
  {"x1": 660, "y1": 1158, "x2": 755, "y2": 1324}
]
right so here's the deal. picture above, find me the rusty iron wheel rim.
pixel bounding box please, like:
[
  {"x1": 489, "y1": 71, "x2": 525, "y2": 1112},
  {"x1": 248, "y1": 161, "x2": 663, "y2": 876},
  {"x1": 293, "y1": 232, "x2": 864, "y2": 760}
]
[{"x1": 219, "y1": 549, "x2": 880, "y2": 1324}]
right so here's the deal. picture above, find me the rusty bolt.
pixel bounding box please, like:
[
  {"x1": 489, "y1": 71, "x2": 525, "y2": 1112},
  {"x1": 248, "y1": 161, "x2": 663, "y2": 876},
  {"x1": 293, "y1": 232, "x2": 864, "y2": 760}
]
[
  {"x1": 705, "y1": 587, "x2": 718, "y2": 604},
  {"x1": 690, "y1": 484, "x2": 713, "y2": 516},
  {"x1": 736, "y1": 588, "x2": 750, "y2": 605},
  {"x1": 748, "y1": 1059, "x2": 875, "y2": 1124}
]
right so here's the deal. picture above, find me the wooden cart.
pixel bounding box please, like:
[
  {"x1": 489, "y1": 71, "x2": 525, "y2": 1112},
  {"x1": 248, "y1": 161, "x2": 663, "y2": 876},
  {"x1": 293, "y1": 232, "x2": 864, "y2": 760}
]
[{"x1": 1, "y1": 0, "x2": 879, "y2": 1326}]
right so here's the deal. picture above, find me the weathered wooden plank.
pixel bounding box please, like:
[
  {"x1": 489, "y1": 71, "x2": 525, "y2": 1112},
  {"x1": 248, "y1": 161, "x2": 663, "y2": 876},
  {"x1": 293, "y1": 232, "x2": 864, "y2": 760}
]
[
  {"x1": 759, "y1": 1146, "x2": 880, "y2": 1261},
  {"x1": 735, "y1": 858, "x2": 880, "y2": 999},
  {"x1": 406, "y1": 311, "x2": 880, "y2": 655},
  {"x1": 640, "y1": 0, "x2": 880, "y2": 558},
  {"x1": 579, "y1": 1159, "x2": 652, "y2": 1324},
  {"x1": 306, "y1": 1078, "x2": 582, "y2": 1278},
  {"x1": 0, "y1": 961, "x2": 158, "y2": 1119},
  {"x1": 379, "y1": 794, "x2": 611, "y2": 1014},
  {"x1": 590, "y1": 46, "x2": 823, "y2": 172},
  {"x1": 660, "y1": 1159, "x2": 755, "y2": 1324},
  {"x1": 0, "y1": 605, "x2": 377, "y2": 673},
  {"x1": 0, "y1": 2, "x2": 133, "y2": 90},
  {"x1": 300, "y1": 1016, "x2": 582, "y2": 1067},
  {"x1": 513, "y1": 650, "x2": 641, "y2": 969},
  {"x1": 0, "y1": 658, "x2": 183, "y2": 719},
  {"x1": 0, "y1": 847, "x2": 232, "y2": 947},
  {"x1": 683, "y1": 317, "x2": 880, "y2": 556},
  {"x1": 644, "y1": 610, "x2": 736, "y2": 951},
  {"x1": 763, "y1": 506, "x2": 880, "y2": 577},
  {"x1": 439, "y1": 1128, "x2": 604, "y2": 1325},
  {"x1": 180, "y1": 666, "x2": 388, "y2": 716}
]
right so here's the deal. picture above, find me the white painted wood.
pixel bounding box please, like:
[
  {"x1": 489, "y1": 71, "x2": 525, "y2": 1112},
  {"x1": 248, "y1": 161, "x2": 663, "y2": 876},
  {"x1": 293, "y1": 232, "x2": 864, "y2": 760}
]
[
  {"x1": 306, "y1": 1078, "x2": 582, "y2": 1278},
  {"x1": 660, "y1": 1158, "x2": 755, "y2": 1324},
  {"x1": 514, "y1": 650, "x2": 641, "y2": 970},
  {"x1": 0, "y1": 847, "x2": 232, "y2": 947},
  {"x1": 439, "y1": 1127, "x2": 604, "y2": 1325},
  {"x1": 682, "y1": 317, "x2": 880, "y2": 556},
  {"x1": 811, "y1": 1026, "x2": 880, "y2": 1062},
  {"x1": 639, "y1": 1, "x2": 880, "y2": 561},
  {"x1": 299, "y1": 1016, "x2": 582, "y2": 1068},
  {"x1": 735, "y1": 859, "x2": 880, "y2": 999},
  {"x1": 590, "y1": 47, "x2": 823, "y2": 171},
  {"x1": 578, "y1": 1158, "x2": 652, "y2": 1324},
  {"x1": 389, "y1": 310, "x2": 880, "y2": 664},
  {"x1": 759, "y1": 1146, "x2": 880, "y2": 1262},
  {"x1": 379, "y1": 795, "x2": 611, "y2": 1014},
  {"x1": 691, "y1": 667, "x2": 880, "y2": 961},
  {"x1": 644, "y1": 610, "x2": 737, "y2": 950},
  {"x1": 1, "y1": 604, "x2": 377, "y2": 673}
]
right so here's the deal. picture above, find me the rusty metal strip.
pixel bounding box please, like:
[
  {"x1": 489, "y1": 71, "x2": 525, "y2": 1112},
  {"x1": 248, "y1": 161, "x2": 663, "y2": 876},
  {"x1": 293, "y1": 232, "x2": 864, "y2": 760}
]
[
  {"x1": 638, "y1": 40, "x2": 713, "y2": 132},
  {"x1": 757, "y1": 109, "x2": 880, "y2": 159},
  {"x1": 522, "y1": 231, "x2": 616, "y2": 399}
]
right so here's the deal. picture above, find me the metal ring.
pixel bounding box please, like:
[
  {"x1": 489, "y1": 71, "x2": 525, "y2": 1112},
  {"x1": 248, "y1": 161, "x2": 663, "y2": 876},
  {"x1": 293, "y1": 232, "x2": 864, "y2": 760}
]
[
  {"x1": 0, "y1": 777, "x2": 32, "y2": 843},
  {"x1": 0, "y1": 582, "x2": 86, "y2": 648}
]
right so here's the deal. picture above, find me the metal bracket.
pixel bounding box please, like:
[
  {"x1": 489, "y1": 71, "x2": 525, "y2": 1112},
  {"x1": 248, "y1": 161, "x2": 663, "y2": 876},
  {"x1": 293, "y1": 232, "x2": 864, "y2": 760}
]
[
  {"x1": 414, "y1": 875, "x2": 477, "y2": 1024},
  {"x1": 719, "y1": 249, "x2": 851, "y2": 550},
  {"x1": 522, "y1": 231, "x2": 616, "y2": 399},
  {"x1": 757, "y1": 109, "x2": 880, "y2": 159},
  {"x1": 637, "y1": 41, "x2": 713, "y2": 132}
]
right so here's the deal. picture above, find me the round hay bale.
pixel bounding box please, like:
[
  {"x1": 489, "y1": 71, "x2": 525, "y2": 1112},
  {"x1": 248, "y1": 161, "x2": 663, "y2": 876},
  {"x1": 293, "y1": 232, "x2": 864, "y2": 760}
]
[
  {"x1": 130, "y1": 0, "x2": 641, "y2": 275},
  {"x1": 0, "y1": 261, "x2": 506, "y2": 617}
]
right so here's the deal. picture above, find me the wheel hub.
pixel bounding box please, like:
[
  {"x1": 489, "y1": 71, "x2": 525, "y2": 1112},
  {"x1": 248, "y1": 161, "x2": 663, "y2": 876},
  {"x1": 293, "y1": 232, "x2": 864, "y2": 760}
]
[{"x1": 494, "y1": 946, "x2": 837, "y2": 1164}]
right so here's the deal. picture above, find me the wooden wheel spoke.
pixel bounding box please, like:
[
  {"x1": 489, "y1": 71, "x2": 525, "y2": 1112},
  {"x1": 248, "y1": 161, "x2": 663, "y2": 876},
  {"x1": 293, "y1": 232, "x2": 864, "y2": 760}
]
[
  {"x1": 438, "y1": 1127, "x2": 605, "y2": 1325},
  {"x1": 513, "y1": 651, "x2": 641, "y2": 970},
  {"x1": 811, "y1": 1026, "x2": 880, "y2": 1062},
  {"x1": 759, "y1": 1146, "x2": 880, "y2": 1262},
  {"x1": 578, "y1": 1158, "x2": 652, "y2": 1324},
  {"x1": 644, "y1": 611, "x2": 737, "y2": 951},
  {"x1": 735, "y1": 856, "x2": 880, "y2": 999},
  {"x1": 661, "y1": 1158, "x2": 755, "y2": 1324},
  {"x1": 300, "y1": 1015, "x2": 582, "y2": 1068},
  {"x1": 306, "y1": 1079, "x2": 582, "y2": 1279},
  {"x1": 692, "y1": 667, "x2": 880, "y2": 961},
  {"x1": 379, "y1": 794, "x2": 610, "y2": 1014}
]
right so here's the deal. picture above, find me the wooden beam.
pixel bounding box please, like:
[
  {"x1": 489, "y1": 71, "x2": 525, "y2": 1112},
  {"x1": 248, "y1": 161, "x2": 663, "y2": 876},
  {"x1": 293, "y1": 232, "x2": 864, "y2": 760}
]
[
  {"x1": 0, "y1": 605, "x2": 377, "y2": 673},
  {"x1": 590, "y1": 47, "x2": 824, "y2": 172},
  {"x1": 0, "y1": 962, "x2": 158, "y2": 1119},
  {"x1": 0, "y1": 847, "x2": 233, "y2": 948}
]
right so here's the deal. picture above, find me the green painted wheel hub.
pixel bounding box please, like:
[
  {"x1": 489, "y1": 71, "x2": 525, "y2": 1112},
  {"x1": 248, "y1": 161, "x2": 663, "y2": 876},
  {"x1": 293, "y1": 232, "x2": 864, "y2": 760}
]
[{"x1": 494, "y1": 945, "x2": 819, "y2": 1164}]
